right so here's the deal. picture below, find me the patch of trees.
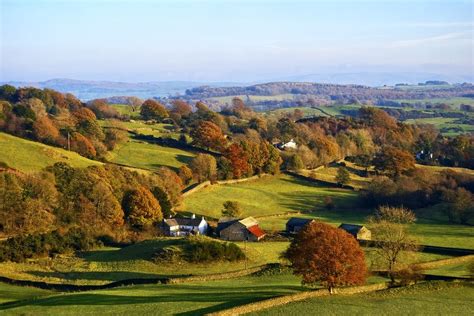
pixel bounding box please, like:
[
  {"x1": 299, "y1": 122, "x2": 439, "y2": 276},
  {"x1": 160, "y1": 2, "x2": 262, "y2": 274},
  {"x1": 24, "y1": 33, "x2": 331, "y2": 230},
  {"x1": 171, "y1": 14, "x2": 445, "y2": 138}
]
[
  {"x1": 0, "y1": 85, "x2": 126, "y2": 159},
  {"x1": 0, "y1": 163, "x2": 183, "y2": 242},
  {"x1": 363, "y1": 169, "x2": 474, "y2": 224},
  {"x1": 0, "y1": 228, "x2": 98, "y2": 262}
]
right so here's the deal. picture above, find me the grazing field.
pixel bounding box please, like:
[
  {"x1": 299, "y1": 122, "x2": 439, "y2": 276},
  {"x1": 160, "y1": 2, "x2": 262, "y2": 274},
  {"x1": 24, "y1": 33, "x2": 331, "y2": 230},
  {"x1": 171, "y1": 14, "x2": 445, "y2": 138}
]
[
  {"x1": 0, "y1": 132, "x2": 101, "y2": 172},
  {"x1": 109, "y1": 104, "x2": 141, "y2": 118},
  {"x1": 250, "y1": 281, "x2": 474, "y2": 316},
  {"x1": 405, "y1": 117, "x2": 474, "y2": 136},
  {"x1": 109, "y1": 139, "x2": 195, "y2": 170},
  {"x1": 182, "y1": 174, "x2": 359, "y2": 219},
  {"x1": 0, "y1": 283, "x2": 52, "y2": 304},
  {"x1": 393, "y1": 97, "x2": 474, "y2": 108},
  {"x1": 0, "y1": 239, "x2": 290, "y2": 285},
  {"x1": 0, "y1": 274, "x2": 306, "y2": 315}
]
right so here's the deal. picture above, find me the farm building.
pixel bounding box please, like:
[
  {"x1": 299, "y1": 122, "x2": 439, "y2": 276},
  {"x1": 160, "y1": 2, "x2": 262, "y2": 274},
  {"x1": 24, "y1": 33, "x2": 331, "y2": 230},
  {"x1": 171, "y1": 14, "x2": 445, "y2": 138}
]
[
  {"x1": 162, "y1": 214, "x2": 208, "y2": 237},
  {"x1": 338, "y1": 223, "x2": 371, "y2": 240},
  {"x1": 218, "y1": 217, "x2": 266, "y2": 242},
  {"x1": 286, "y1": 217, "x2": 315, "y2": 234},
  {"x1": 275, "y1": 139, "x2": 297, "y2": 150}
]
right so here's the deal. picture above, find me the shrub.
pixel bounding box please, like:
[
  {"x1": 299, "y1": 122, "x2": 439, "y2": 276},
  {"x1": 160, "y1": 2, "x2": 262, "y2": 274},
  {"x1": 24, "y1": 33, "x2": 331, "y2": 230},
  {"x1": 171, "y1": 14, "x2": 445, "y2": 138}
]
[{"x1": 186, "y1": 237, "x2": 245, "y2": 263}]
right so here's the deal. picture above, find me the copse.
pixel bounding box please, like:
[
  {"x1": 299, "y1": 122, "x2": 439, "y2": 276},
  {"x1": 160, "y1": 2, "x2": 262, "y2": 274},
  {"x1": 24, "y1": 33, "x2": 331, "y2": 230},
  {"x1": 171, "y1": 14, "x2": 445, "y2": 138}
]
[
  {"x1": 140, "y1": 99, "x2": 169, "y2": 121},
  {"x1": 123, "y1": 186, "x2": 163, "y2": 227},
  {"x1": 284, "y1": 221, "x2": 367, "y2": 292}
]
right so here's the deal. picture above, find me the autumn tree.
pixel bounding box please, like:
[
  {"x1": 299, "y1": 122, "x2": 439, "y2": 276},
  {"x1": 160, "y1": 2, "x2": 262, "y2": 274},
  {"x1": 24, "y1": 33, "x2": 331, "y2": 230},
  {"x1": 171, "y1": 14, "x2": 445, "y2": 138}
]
[
  {"x1": 222, "y1": 200, "x2": 243, "y2": 218},
  {"x1": 128, "y1": 96, "x2": 143, "y2": 112},
  {"x1": 373, "y1": 147, "x2": 415, "y2": 178},
  {"x1": 178, "y1": 165, "x2": 193, "y2": 185},
  {"x1": 335, "y1": 167, "x2": 350, "y2": 187},
  {"x1": 189, "y1": 154, "x2": 217, "y2": 182},
  {"x1": 152, "y1": 186, "x2": 173, "y2": 218},
  {"x1": 368, "y1": 206, "x2": 418, "y2": 284},
  {"x1": 190, "y1": 120, "x2": 227, "y2": 151},
  {"x1": 33, "y1": 116, "x2": 60, "y2": 144},
  {"x1": 140, "y1": 99, "x2": 168, "y2": 121},
  {"x1": 284, "y1": 221, "x2": 367, "y2": 292},
  {"x1": 171, "y1": 100, "x2": 192, "y2": 117},
  {"x1": 224, "y1": 143, "x2": 249, "y2": 178},
  {"x1": 122, "y1": 186, "x2": 163, "y2": 227},
  {"x1": 286, "y1": 154, "x2": 304, "y2": 171}
]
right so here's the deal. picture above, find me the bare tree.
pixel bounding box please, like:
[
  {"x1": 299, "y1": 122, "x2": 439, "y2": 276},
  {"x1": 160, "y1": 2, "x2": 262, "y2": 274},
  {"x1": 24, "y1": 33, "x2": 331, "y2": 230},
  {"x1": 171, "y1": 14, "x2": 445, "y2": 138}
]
[{"x1": 368, "y1": 206, "x2": 418, "y2": 284}]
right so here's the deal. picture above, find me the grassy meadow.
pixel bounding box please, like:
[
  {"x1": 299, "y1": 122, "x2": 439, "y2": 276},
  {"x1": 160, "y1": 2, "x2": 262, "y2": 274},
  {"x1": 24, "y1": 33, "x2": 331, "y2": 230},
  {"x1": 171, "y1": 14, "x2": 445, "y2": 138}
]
[
  {"x1": 182, "y1": 174, "x2": 359, "y2": 219},
  {"x1": 109, "y1": 139, "x2": 195, "y2": 170},
  {"x1": 250, "y1": 281, "x2": 474, "y2": 316},
  {"x1": 0, "y1": 132, "x2": 101, "y2": 172}
]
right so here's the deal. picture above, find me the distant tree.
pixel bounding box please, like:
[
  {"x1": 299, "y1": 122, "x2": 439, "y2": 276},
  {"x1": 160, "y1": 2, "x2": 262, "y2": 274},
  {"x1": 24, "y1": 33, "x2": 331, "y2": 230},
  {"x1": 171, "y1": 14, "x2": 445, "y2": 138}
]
[
  {"x1": 217, "y1": 156, "x2": 233, "y2": 180},
  {"x1": 178, "y1": 165, "x2": 193, "y2": 185},
  {"x1": 128, "y1": 96, "x2": 143, "y2": 112},
  {"x1": 70, "y1": 132, "x2": 96, "y2": 158},
  {"x1": 190, "y1": 121, "x2": 227, "y2": 151},
  {"x1": 155, "y1": 167, "x2": 184, "y2": 207},
  {"x1": 87, "y1": 99, "x2": 120, "y2": 119},
  {"x1": 122, "y1": 186, "x2": 163, "y2": 227},
  {"x1": 368, "y1": 206, "x2": 418, "y2": 284},
  {"x1": 335, "y1": 167, "x2": 351, "y2": 187},
  {"x1": 284, "y1": 221, "x2": 367, "y2": 292},
  {"x1": 222, "y1": 200, "x2": 243, "y2": 218},
  {"x1": 224, "y1": 143, "x2": 249, "y2": 178},
  {"x1": 373, "y1": 147, "x2": 415, "y2": 178},
  {"x1": 441, "y1": 187, "x2": 474, "y2": 224},
  {"x1": 171, "y1": 100, "x2": 192, "y2": 117},
  {"x1": 152, "y1": 186, "x2": 174, "y2": 218},
  {"x1": 190, "y1": 154, "x2": 217, "y2": 182},
  {"x1": 0, "y1": 84, "x2": 17, "y2": 102},
  {"x1": 33, "y1": 116, "x2": 60, "y2": 144},
  {"x1": 140, "y1": 99, "x2": 168, "y2": 121},
  {"x1": 286, "y1": 154, "x2": 304, "y2": 171}
]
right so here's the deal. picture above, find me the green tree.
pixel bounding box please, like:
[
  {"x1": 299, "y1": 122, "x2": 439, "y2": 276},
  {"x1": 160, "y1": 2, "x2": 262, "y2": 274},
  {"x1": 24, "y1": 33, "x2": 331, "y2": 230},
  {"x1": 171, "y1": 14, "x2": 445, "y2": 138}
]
[
  {"x1": 222, "y1": 201, "x2": 243, "y2": 218},
  {"x1": 152, "y1": 186, "x2": 173, "y2": 218},
  {"x1": 335, "y1": 167, "x2": 351, "y2": 187}
]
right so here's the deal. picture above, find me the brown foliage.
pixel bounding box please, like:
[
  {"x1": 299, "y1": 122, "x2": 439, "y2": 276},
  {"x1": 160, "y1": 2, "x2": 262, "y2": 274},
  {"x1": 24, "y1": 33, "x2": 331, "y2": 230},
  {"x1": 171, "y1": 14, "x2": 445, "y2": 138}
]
[
  {"x1": 190, "y1": 120, "x2": 227, "y2": 151},
  {"x1": 285, "y1": 221, "x2": 367, "y2": 290},
  {"x1": 140, "y1": 99, "x2": 168, "y2": 120},
  {"x1": 123, "y1": 186, "x2": 163, "y2": 227},
  {"x1": 224, "y1": 143, "x2": 250, "y2": 178}
]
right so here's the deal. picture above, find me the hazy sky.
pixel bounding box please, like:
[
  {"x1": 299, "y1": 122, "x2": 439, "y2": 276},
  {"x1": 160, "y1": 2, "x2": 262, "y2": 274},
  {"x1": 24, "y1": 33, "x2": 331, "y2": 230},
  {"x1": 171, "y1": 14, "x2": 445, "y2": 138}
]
[{"x1": 1, "y1": 0, "x2": 473, "y2": 82}]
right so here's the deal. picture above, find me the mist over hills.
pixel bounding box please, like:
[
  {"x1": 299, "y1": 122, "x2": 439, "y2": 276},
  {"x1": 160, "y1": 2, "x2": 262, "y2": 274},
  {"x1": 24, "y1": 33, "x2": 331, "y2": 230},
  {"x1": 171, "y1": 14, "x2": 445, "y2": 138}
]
[{"x1": 3, "y1": 71, "x2": 472, "y2": 101}]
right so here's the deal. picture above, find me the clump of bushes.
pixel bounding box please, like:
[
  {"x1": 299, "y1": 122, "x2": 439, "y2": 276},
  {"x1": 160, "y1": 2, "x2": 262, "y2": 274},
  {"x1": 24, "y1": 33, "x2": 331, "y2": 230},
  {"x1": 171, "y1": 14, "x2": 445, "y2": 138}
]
[
  {"x1": 151, "y1": 236, "x2": 245, "y2": 264},
  {"x1": 186, "y1": 237, "x2": 245, "y2": 263},
  {"x1": 253, "y1": 263, "x2": 292, "y2": 277},
  {"x1": 0, "y1": 228, "x2": 99, "y2": 263}
]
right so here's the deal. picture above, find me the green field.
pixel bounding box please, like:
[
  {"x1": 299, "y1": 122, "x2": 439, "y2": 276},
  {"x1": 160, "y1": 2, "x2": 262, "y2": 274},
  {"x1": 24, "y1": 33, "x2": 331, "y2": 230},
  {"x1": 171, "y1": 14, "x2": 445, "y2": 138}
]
[
  {"x1": 0, "y1": 283, "x2": 52, "y2": 304},
  {"x1": 0, "y1": 132, "x2": 101, "y2": 172},
  {"x1": 110, "y1": 104, "x2": 141, "y2": 118},
  {"x1": 251, "y1": 281, "x2": 474, "y2": 316},
  {"x1": 109, "y1": 139, "x2": 195, "y2": 171},
  {"x1": 393, "y1": 97, "x2": 474, "y2": 108},
  {"x1": 405, "y1": 117, "x2": 474, "y2": 136},
  {"x1": 182, "y1": 174, "x2": 359, "y2": 219},
  {"x1": 0, "y1": 273, "x2": 306, "y2": 315}
]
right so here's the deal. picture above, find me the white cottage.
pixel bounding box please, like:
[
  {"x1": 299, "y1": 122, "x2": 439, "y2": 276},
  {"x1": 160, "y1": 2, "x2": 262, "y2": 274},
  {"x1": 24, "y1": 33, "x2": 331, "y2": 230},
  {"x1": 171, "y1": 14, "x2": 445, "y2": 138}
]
[{"x1": 162, "y1": 214, "x2": 208, "y2": 237}]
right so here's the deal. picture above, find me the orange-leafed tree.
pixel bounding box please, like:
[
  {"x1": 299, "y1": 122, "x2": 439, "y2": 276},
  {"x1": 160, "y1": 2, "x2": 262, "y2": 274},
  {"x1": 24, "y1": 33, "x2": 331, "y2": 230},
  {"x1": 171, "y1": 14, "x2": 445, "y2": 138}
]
[
  {"x1": 373, "y1": 146, "x2": 415, "y2": 178},
  {"x1": 284, "y1": 221, "x2": 367, "y2": 292},
  {"x1": 190, "y1": 120, "x2": 227, "y2": 151},
  {"x1": 122, "y1": 186, "x2": 162, "y2": 228},
  {"x1": 224, "y1": 143, "x2": 249, "y2": 178},
  {"x1": 140, "y1": 99, "x2": 168, "y2": 121}
]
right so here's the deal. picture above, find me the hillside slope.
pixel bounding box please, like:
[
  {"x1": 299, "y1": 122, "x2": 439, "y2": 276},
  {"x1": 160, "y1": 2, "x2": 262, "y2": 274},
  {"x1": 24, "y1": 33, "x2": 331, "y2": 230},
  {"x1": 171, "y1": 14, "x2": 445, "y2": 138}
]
[{"x1": 0, "y1": 132, "x2": 101, "y2": 172}]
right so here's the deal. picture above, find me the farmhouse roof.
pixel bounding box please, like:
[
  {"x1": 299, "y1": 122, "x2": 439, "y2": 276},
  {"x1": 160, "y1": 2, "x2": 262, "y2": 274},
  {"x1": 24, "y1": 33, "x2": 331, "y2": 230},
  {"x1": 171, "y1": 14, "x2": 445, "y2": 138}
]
[
  {"x1": 286, "y1": 217, "x2": 314, "y2": 227},
  {"x1": 247, "y1": 225, "x2": 266, "y2": 239},
  {"x1": 238, "y1": 217, "x2": 259, "y2": 228},
  {"x1": 163, "y1": 217, "x2": 203, "y2": 227},
  {"x1": 338, "y1": 223, "x2": 365, "y2": 234}
]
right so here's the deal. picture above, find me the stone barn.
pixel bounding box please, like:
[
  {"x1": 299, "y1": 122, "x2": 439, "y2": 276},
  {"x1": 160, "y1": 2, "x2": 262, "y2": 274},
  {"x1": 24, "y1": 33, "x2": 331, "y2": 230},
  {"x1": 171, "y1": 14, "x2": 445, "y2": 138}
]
[
  {"x1": 338, "y1": 223, "x2": 371, "y2": 240},
  {"x1": 218, "y1": 217, "x2": 265, "y2": 242},
  {"x1": 286, "y1": 217, "x2": 315, "y2": 234}
]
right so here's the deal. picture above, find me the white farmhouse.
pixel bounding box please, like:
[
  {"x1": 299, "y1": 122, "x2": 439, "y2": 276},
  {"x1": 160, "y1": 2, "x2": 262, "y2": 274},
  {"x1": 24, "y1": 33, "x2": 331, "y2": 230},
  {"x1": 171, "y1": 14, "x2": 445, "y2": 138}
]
[{"x1": 161, "y1": 214, "x2": 208, "y2": 237}]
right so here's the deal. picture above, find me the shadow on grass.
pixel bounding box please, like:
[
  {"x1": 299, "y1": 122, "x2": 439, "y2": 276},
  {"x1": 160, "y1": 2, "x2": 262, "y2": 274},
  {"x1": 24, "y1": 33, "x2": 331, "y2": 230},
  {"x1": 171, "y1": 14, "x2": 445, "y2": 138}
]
[
  {"x1": 82, "y1": 239, "x2": 182, "y2": 262},
  {"x1": 0, "y1": 284, "x2": 303, "y2": 315},
  {"x1": 25, "y1": 271, "x2": 184, "y2": 282}
]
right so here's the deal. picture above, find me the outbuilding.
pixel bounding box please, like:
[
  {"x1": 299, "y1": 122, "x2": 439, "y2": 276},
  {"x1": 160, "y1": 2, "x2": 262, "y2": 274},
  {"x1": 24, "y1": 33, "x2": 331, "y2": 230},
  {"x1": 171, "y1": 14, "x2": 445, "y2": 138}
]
[
  {"x1": 338, "y1": 223, "x2": 371, "y2": 240},
  {"x1": 218, "y1": 217, "x2": 266, "y2": 241}
]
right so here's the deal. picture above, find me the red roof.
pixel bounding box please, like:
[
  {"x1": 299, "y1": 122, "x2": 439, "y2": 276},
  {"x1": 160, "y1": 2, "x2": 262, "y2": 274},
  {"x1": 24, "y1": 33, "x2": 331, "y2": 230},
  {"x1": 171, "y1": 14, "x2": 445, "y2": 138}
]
[{"x1": 247, "y1": 225, "x2": 266, "y2": 239}]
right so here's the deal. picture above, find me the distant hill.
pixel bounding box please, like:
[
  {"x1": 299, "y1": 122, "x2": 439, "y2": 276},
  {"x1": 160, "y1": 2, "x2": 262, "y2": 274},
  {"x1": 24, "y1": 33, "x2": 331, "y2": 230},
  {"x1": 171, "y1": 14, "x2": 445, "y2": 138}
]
[{"x1": 2, "y1": 79, "x2": 242, "y2": 101}]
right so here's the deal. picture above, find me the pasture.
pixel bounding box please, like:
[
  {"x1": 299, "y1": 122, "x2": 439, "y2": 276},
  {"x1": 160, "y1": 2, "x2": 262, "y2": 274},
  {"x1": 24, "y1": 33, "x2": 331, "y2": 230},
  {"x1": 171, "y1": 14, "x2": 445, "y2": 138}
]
[
  {"x1": 182, "y1": 174, "x2": 359, "y2": 219},
  {"x1": 109, "y1": 139, "x2": 195, "y2": 170},
  {"x1": 0, "y1": 132, "x2": 101, "y2": 172},
  {"x1": 251, "y1": 281, "x2": 474, "y2": 316}
]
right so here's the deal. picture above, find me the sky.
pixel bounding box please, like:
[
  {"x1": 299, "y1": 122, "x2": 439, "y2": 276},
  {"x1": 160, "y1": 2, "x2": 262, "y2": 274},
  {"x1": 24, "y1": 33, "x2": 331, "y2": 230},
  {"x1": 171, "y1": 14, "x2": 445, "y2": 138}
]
[{"x1": 1, "y1": 0, "x2": 473, "y2": 83}]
